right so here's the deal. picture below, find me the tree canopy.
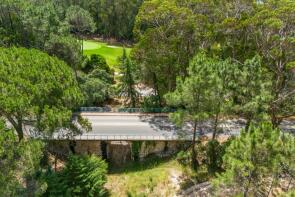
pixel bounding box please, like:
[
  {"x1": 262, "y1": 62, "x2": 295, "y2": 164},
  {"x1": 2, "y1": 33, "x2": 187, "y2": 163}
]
[
  {"x1": 0, "y1": 47, "x2": 83, "y2": 140},
  {"x1": 213, "y1": 123, "x2": 295, "y2": 196}
]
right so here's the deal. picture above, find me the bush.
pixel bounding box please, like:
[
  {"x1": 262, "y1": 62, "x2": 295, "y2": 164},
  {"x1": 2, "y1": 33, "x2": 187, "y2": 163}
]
[
  {"x1": 141, "y1": 95, "x2": 161, "y2": 109},
  {"x1": 206, "y1": 140, "x2": 226, "y2": 174},
  {"x1": 45, "y1": 155, "x2": 108, "y2": 197},
  {"x1": 176, "y1": 151, "x2": 191, "y2": 166},
  {"x1": 82, "y1": 54, "x2": 111, "y2": 74}
]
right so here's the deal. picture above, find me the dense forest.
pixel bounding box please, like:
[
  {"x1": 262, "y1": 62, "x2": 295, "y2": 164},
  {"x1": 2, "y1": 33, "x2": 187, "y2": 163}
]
[{"x1": 0, "y1": 0, "x2": 295, "y2": 196}]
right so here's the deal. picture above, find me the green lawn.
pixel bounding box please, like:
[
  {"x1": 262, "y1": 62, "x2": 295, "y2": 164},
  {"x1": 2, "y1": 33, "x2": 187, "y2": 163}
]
[{"x1": 83, "y1": 40, "x2": 131, "y2": 68}]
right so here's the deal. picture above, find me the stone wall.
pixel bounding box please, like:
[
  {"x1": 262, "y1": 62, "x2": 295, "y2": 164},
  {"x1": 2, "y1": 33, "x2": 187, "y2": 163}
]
[
  {"x1": 49, "y1": 140, "x2": 186, "y2": 165},
  {"x1": 139, "y1": 141, "x2": 183, "y2": 158},
  {"x1": 75, "y1": 140, "x2": 102, "y2": 155},
  {"x1": 107, "y1": 141, "x2": 131, "y2": 166}
]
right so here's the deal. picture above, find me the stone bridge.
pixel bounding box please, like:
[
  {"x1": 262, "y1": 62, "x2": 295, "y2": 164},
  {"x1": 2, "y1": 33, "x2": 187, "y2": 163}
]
[{"x1": 46, "y1": 110, "x2": 295, "y2": 165}]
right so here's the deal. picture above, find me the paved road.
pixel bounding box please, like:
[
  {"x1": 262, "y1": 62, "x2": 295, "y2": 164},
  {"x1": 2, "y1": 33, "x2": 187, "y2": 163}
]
[
  {"x1": 24, "y1": 113, "x2": 295, "y2": 141},
  {"x1": 79, "y1": 114, "x2": 183, "y2": 140}
]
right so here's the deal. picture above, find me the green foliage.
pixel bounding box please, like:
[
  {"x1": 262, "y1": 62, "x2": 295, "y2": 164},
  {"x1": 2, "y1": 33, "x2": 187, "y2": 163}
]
[
  {"x1": 118, "y1": 49, "x2": 138, "y2": 107},
  {"x1": 131, "y1": 141, "x2": 142, "y2": 161},
  {"x1": 206, "y1": 140, "x2": 227, "y2": 174},
  {"x1": 45, "y1": 154, "x2": 108, "y2": 197},
  {"x1": 177, "y1": 139, "x2": 231, "y2": 175},
  {"x1": 79, "y1": 54, "x2": 113, "y2": 106},
  {"x1": 0, "y1": 120, "x2": 45, "y2": 196},
  {"x1": 132, "y1": 0, "x2": 209, "y2": 101},
  {"x1": 176, "y1": 151, "x2": 191, "y2": 166},
  {"x1": 21, "y1": 2, "x2": 63, "y2": 49},
  {"x1": 141, "y1": 95, "x2": 161, "y2": 109},
  {"x1": 82, "y1": 54, "x2": 111, "y2": 74},
  {"x1": 45, "y1": 35, "x2": 82, "y2": 68},
  {"x1": 65, "y1": 5, "x2": 96, "y2": 36},
  {"x1": 213, "y1": 123, "x2": 295, "y2": 196},
  {"x1": 216, "y1": 0, "x2": 295, "y2": 125},
  {"x1": 80, "y1": 77, "x2": 111, "y2": 106},
  {"x1": 0, "y1": 47, "x2": 83, "y2": 140},
  {"x1": 59, "y1": 0, "x2": 143, "y2": 40}
]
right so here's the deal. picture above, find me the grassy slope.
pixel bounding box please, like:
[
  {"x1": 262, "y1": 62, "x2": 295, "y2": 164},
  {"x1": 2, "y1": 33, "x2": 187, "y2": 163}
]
[
  {"x1": 83, "y1": 40, "x2": 132, "y2": 68},
  {"x1": 106, "y1": 157, "x2": 183, "y2": 197}
]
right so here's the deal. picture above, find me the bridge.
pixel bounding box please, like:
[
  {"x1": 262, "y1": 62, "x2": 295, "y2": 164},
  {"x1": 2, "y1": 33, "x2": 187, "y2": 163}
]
[
  {"x1": 41, "y1": 108, "x2": 295, "y2": 141},
  {"x1": 53, "y1": 112, "x2": 192, "y2": 141}
]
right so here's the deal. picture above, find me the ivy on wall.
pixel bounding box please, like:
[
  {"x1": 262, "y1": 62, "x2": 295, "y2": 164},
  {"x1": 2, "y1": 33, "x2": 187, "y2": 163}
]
[{"x1": 131, "y1": 141, "x2": 142, "y2": 161}]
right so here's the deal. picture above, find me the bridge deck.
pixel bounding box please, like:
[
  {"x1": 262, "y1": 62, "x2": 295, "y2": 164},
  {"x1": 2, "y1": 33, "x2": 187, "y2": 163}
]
[
  {"x1": 51, "y1": 113, "x2": 191, "y2": 141},
  {"x1": 48, "y1": 113, "x2": 295, "y2": 141}
]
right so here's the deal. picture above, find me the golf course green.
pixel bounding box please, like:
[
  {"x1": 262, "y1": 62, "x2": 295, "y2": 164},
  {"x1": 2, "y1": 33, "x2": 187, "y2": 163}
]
[{"x1": 83, "y1": 40, "x2": 131, "y2": 67}]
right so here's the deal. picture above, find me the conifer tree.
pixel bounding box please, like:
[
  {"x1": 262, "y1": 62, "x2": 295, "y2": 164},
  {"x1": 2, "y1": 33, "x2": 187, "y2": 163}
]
[
  {"x1": 118, "y1": 48, "x2": 138, "y2": 108},
  {"x1": 213, "y1": 123, "x2": 295, "y2": 196}
]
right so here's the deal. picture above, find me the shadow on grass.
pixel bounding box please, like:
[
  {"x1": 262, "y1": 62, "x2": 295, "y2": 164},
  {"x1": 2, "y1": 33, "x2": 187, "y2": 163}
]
[{"x1": 108, "y1": 155, "x2": 175, "y2": 174}]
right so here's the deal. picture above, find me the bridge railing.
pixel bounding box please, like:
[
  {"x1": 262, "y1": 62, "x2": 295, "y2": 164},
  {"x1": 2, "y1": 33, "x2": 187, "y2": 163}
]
[
  {"x1": 51, "y1": 134, "x2": 191, "y2": 141},
  {"x1": 79, "y1": 107, "x2": 176, "y2": 113},
  {"x1": 80, "y1": 107, "x2": 111, "y2": 112}
]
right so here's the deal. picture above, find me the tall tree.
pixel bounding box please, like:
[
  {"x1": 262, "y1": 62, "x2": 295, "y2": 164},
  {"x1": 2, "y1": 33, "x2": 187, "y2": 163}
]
[
  {"x1": 45, "y1": 35, "x2": 82, "y2": 69},
  {"x1": 65, "y1": 5, "x2": 96, "y2": 53},
  {"x1": 165, "y1": 53, "x2": 223, "y2": 169},
  {"x1": 216, "y1": 0, "x2": 295, "y2": 126},
  {"x1": 132, "y1": 0, "x2": 209, "y2": 104},
  {"x1": 0, "y1": 47, "x2": 84, "y2": 141},
  {"x1": 118, "y1": 49, "x2": 138, "y2": 107},
  {"x1": 213, "y1": 123, "x2": 295, "y2": 196},
  {"x1": 0, "y1": 119, "x2": 44, "y2": 196}
]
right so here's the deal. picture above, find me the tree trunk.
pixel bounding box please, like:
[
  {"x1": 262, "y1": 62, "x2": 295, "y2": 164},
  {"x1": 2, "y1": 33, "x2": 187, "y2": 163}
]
[
  {"x1": 287, "y1": 177, "x2": 293, "y2": 191},
  {"x1": 271, "y1": 112, "x2": 281, "y2": 128},
  {"x1": 54, "y1": 156, "x2": 57, "y2": 172},
  {"x1": 152, "y1": 72, "x2": 161, "y2": 107},
  {"x1": 192, "y1": 121, "x2": 198, "y2": 170},
  {"x1": 6, "y1": 115, "x2": 24, "y2": 141},
  {"x1": 212, "y1": 112, "x2": 219, "y2": 140},
  {"x1": 245, "y1": 118, "x2": 252, "y2": 132},
  {"x1": 16, "y1": 127, "x2": 24, "y2": 141}
]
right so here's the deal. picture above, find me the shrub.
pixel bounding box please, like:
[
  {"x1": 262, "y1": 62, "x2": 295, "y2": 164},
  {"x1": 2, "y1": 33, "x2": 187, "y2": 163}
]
[
  {"x1": 45, "y1": 154, "x2": 108, "y2": 197},
  {"x1": 176, "y1": 151, "x2": 191, "y2": 166}
]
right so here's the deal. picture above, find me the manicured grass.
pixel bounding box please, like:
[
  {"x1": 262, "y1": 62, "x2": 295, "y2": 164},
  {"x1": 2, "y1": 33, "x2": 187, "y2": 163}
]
[
  {"x1": 83, "y1": 40, "x2": 131, "y2": 68},
  {"x1": 106, "y1": 157, "x2": 182, "y2": 197}
]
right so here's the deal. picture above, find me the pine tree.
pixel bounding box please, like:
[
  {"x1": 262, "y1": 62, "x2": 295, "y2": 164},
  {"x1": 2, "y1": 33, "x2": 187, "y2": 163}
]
[
  {"x1": 213, "y1": 123, "x2": 295, "y2": 196},
  {"x1": 118, "y1": 48, "x2": 138, "y2": 107}
]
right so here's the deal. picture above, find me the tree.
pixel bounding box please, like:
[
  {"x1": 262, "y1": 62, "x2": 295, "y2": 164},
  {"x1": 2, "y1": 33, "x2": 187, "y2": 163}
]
[
  {"x1": 165, "y1": 53, "x2": 223, "y2": 169},
  {"x1": 45, "y1": 35, "x2": 82, "y2": 69},
  {"x1": 215, "y1": 0, "x2": 295, "y2": 127},
  {"x1": 82, "y1": 54, "x2": 111, "y2": 74},
  {"x1": 52, "y1": 0, "x2": 143, "y2": 40},
  {"x1": 0, "y1": 120, "x2": 45, "y2": 196},
  {"x1": 45, "y1": 154, "x2": 108, "y2": 197},
  {"x1": 80, "y1": 54, "x2": 113, "y2": 106},
  {"x1": 166, "y1": 53, "x2": 272, "y2": 169},
  {"x1": 81, "y1": 77, "x2": 111, "y2": 106},
  {"x1": 21, "y1": 2, "x2": 63, "y2": 49},
  {"x1": 118, "y1": 49, "x2": 138, "y2": 107},
  {"x1": 65, "y1": 5, "x2": 96, "y2": 52},
  {"x1": 132, "y1": 0, "x2": 208, "y2": 104},
  {"x1": 229, "y1": 56, "x2": 272, "y2": 130},
  {"x1": 0, "y1": 47, "x2": 84, "y2": 141},
  {"x1": 213, "y1": 123, "x2": 295, "y2": 196},
  {"x1": 0, "y1": 0, "x2": 28, "y2": 47},
  {"x1": 88, "y1": 0, "x2": 143, "y2": 40}
]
